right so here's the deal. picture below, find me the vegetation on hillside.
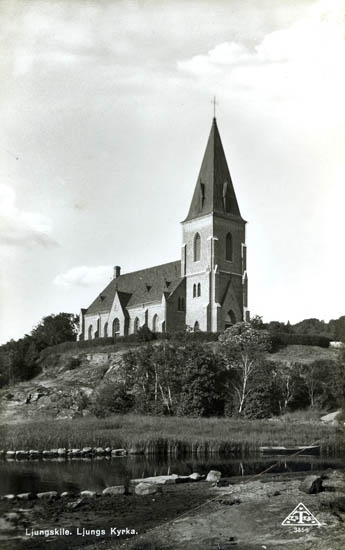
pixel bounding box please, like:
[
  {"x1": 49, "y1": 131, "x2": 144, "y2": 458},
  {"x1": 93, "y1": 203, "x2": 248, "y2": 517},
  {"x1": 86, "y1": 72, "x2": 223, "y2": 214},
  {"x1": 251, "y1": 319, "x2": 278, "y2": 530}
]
[{"x1": 0, "y1": 313, "x2": 78, "y2": 387}]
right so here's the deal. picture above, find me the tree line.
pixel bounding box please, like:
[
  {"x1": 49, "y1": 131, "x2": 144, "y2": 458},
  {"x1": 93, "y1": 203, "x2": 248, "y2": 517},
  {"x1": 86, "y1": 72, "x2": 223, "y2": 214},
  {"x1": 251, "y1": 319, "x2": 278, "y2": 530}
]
[{"x1": 91, "y1": 322, "x2": 345, "y2": 419}]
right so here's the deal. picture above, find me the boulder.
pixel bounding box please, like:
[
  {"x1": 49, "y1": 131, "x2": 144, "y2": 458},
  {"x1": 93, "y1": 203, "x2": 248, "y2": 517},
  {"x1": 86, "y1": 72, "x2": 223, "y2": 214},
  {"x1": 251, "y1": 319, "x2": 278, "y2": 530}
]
[
  {"x1": 206, "y1": 470, "x2": 222, "y2": 482},
  {"x1": 102, "y1": 486, "x2": 126, "y2": 496},
  {"x1": 94, "y1": 447, "x2": 105, "y2": 455},
  {"x1": 111, "y1": 449, "x2": 127, "y2": 456},
  {"x1": 6, "y1": 451, "x2": 16, "y2": 458},
  {"x1": 131, "y1": 475, "x2": 178, "y2": 486},
  {"x1": 37, "y1": 491, "x2": 59, "y2": 500},
  {"x1": 80, "y1": 490, "x2": 97, "y2": 498},
  {"x1": 29, "y1": 450, "x2": 40, "y2": 457},
  {"x1": 135, "y1": 482, "x2": 159, "y2": 496},
  {"x1": 60, "y1": 492, "x2": 70, "y2": 498},
  {"x1": 16, "y1": 450, "x2": 29, "y2": 458},
  {"x1": 82, "y1": 447, "x2": 93, "y2": 455},
  {"x1": 189, "y1": 472, "x2": 203, "y2": 481},
  {"x1": 57, "y1": 448, "x2": 67, "y2": 456},
  {"x1": 2, "y1": 494, "x2": 16, "y2": 501},
  {"x1": 300, "y1": 475, "x2": 323, "y2": 494}
]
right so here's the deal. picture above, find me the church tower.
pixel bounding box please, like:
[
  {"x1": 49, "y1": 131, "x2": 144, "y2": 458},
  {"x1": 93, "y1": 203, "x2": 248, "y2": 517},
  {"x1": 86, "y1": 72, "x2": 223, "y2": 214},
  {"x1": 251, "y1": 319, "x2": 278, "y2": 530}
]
[{"x1": 181, "y1": 117, "x2": 248, "y2": 332}]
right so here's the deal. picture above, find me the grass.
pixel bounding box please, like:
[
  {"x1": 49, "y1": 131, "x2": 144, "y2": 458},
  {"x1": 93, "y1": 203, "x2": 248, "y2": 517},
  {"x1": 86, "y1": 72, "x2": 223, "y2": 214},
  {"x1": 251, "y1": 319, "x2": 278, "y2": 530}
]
[{"x1": 0, "y1": 413, "x2": 343, "y2": 455}]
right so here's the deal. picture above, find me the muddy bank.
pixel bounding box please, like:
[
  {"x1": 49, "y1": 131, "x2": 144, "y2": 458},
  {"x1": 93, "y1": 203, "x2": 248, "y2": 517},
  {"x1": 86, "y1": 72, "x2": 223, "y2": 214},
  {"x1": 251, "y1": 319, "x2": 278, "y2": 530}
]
[{"x1": 1, "y1": 470, "x2": 344, "y2": 550}]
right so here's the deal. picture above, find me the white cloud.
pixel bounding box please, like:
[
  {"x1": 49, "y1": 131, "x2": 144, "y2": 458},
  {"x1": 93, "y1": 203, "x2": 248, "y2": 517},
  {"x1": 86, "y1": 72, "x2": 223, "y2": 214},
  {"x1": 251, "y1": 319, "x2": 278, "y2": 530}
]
[
  {"x1": 53, "y1": 265, "x2": 112, "y2": 288},
  {"x1": 0, "y1": 184, "x2": 57, "y2": 248},
  {"x1": 177, "y1": 0, "x2": 345, "y2": 124}
]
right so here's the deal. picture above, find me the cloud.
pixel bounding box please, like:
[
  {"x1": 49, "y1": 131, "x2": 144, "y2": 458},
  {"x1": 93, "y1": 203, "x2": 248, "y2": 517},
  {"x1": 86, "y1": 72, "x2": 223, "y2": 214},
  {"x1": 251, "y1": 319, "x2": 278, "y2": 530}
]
[
  {"x1": 53, "y1": 265, "x2": 113, "y2": 288},
  {"x1": 177, "y1": 0, "x2": 345, "y2": 124},
  {"x1": 0, "y1": 184, "x2": 57, "y2": 248}
]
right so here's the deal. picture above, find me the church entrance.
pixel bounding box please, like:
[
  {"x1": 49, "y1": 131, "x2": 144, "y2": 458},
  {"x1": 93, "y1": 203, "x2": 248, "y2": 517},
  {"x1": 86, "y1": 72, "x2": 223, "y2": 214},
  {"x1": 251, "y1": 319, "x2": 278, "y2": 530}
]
[{"x1": 224, "y1": 309, "x2": 236, "y2": 329}]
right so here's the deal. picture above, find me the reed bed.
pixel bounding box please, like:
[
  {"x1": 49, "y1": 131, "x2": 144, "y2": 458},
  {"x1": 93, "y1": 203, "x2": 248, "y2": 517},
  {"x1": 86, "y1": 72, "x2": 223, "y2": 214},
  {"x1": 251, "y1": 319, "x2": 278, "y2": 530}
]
[{"x1": 0, "y1": 414, "x2": 343, "y2": 455}]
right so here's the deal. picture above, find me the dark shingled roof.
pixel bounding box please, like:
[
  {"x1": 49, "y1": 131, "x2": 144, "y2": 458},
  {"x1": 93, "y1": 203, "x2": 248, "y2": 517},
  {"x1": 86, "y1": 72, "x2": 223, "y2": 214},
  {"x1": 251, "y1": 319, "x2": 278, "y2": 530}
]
[
  {"x1": 184, "y1": 118, "x2": 244, "y2": 222},
  {"x1": 86, "y1": 261, "x2": 182, "y2": 315}
]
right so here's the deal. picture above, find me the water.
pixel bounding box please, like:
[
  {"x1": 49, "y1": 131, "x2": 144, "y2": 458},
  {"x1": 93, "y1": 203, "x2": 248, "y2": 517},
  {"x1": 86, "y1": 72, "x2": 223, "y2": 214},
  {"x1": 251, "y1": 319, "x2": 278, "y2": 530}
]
[{"x1": 0, "y1": 454, "x2": 344, "y2": 495}]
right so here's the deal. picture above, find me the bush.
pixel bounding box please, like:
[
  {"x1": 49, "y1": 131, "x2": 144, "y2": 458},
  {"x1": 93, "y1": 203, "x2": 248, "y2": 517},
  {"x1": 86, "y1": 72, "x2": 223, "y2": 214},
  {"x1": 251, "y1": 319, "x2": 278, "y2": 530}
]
[{"x1": 269, "y1": 333, "x2": 330, "y2": 351}]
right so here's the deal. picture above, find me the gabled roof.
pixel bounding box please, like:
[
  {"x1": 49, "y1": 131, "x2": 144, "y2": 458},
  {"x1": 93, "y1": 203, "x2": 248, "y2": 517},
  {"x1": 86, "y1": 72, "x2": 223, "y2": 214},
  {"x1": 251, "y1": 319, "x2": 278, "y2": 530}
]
[
  {"x1": 183, "y1": 118, "x2": 244, "y2": 222},
  {"x1": 85, "y1": 261, "x2": 183, "y2": 315}
]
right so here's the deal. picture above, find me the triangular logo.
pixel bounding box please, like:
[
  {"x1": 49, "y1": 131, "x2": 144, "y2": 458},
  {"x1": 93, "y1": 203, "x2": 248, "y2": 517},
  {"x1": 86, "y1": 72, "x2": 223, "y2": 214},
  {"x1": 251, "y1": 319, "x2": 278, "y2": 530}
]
[{"x1": 281, "y1": 502, "x2": 321, "y2": 527}]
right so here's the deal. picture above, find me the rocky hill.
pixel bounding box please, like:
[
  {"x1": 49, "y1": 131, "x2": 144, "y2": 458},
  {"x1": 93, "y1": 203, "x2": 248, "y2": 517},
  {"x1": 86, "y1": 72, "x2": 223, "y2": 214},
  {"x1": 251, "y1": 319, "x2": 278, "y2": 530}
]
[{"x1": 0, "y1": 343, "x2": 339, "y2": 425}]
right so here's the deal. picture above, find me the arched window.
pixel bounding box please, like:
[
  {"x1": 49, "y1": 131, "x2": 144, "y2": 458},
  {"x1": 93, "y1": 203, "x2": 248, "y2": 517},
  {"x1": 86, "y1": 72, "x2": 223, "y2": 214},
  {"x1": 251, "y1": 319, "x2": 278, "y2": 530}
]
[
  {"x1": 112, "y1": 318, "x2": 120, "y2": 336},
  {"x1": 162, "y1": 321, "x2": 166, "y2": 333},
  {"x1": 95, "y1": 318, "x2": 100, "y2": 339},
  {"x1": 145, "y1": 309, "x2": 148, "y2": 326},
  {"x1": 88, "y1": 325, "x2": 93, "y2": 340},
  {"x1": 104, "y1": 322, "x2": 108, "y2": 338},
  {"x1": 225, "y1": 232, "x2": 233, "y2": 261},
  {"x1": 193, "y1": 284, "x2": 196, "y2": 298},
  {"x1": 133, "y1": 317, "x2": 140, "y2": 334},
  {"x1": 152, "y1": 314, "x2": 158, "y2": 332},
  {"x1": 197, "y1": 283, "x2": 201, "y2": 297},
  {"x1": 194, "y1": 321, "x2": 200, "y2": 332},
  {"x1": 181, "y1": 297, "x2": 185, "y2": 311},
  {"x1": 193, "y1": 233, "x2": 201, "y2": 262}
]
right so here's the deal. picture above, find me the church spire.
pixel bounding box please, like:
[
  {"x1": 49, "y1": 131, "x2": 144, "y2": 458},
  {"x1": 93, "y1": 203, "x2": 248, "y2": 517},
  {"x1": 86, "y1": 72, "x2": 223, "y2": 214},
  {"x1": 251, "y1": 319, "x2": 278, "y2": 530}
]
[{"x1": 184, "y1": 118, "x2": 243, "y2": 222}]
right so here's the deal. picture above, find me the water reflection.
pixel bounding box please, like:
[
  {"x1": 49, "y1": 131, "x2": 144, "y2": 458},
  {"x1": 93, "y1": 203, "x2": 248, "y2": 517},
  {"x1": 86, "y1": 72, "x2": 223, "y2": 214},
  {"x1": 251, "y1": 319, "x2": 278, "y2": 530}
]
[{"x1": 0, "y1": 455, "x2": 343, "y2": 495}]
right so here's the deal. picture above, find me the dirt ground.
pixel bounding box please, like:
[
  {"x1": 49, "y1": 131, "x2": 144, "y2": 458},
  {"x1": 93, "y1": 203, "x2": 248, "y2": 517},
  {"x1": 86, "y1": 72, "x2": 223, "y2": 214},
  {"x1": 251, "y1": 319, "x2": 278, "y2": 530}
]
[{"x1": 1, "y1": 472, "x2": 344, "y2": 550}]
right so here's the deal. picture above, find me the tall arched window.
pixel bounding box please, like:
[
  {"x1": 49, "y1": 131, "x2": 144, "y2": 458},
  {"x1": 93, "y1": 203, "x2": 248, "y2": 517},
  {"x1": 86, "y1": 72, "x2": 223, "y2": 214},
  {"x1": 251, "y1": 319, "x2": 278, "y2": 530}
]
[
  {"x1": 197, "y1": 283, "x2": 201, "y2": 297},
  {"x1": 134, "y1": 317, "x2": 139, "y2": 334},
  {"x1": 193, "y1": 284, "x2": 196, "y2": 298},
  {"x1": 88, "y1": 325, "x2": 93, "y2": 340},
  {"x1": 152, "y1": 314, "x2": 158, "y2": 332},
  {"x1": 95, "y1": 318, "x2": 100, "y2": 339},
  {"x1": 104, "y1": 322, "x2": 108, "y2": 338},
  {"x1": 193, "y1": 233, "x2": 201, "y2": 262},
  {"x1": 225, "y1": 232, "x2": 233, "y2": 261},
  {"x1": 112, "y1": 318, "x2": 120, "y2": 336},
  {"x1": 144, "y1": 309, "x2": 148, "y2": 326},
  {"x1": 194, "y1": 321, "x2": 200, "y2": 332}
]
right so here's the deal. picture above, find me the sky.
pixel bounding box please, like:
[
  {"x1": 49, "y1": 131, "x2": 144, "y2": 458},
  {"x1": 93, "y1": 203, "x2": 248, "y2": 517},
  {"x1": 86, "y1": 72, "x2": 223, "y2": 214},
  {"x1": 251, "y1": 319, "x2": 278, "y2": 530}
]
[{"x1": 0, "y1": 0, "x2": 344, "y2": 344}]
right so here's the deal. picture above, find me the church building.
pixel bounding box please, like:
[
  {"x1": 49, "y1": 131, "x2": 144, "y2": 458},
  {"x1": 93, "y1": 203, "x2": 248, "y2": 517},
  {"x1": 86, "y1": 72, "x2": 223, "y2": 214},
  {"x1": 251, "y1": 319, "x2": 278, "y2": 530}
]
[{"x1": 78, "y1": 117, "x2": 249, "y2": 340}]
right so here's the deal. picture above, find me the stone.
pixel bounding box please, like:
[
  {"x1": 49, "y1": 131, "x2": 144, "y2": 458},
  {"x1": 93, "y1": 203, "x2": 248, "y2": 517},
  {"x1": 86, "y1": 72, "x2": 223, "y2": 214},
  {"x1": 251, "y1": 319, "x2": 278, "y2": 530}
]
[
  {"x1": 104, "y1": 447, "x2": 112, "y2": 454},
  {"x1": 94, "y1": 447, "x2": 105, "y2": 455},
  {"x1": 322, "y1": 479, "x2": 345, "y2": 492},
  {"x1": 67, "y1": 498, "x2": 84, "y2": 510},
  {"x1": 102, "y1": 486, "x2": 126, "y2": 496},
  {"x1": 4, "y1": 512, "x2": 20, "y2": 523},
  {"x1": 6, "y1": 451, "x2": 16, "y2": 458},
  {"x1": 82, "y1": 447, "x2": 93, "y2": 455},
  {"x1": 2, "y1": 494, "x2": 16, "y2": 501},
  {"x1": 70, "y1": 449, "x2": 81, "y2": 456},
  {"x1": 300, "y1": 475, "x2": 323, "y2": 494},
  {"x1": 135, "y1": 482, "x2": 159, "y2": 496},
  {"x1": 131, "y1": 475, "x2": 178, "y2": 486},
  {"x1": 37, "y1": 491, "x2": 59, "y2": 500},
  {"x1": 80, "y1": 490, "x2": 97, "y2": 498},
  {"x1": 16, "y1": 450, "x2": 29, "y2": 458},
  {"x1": 111, "y1": 448, "x2": 127, "y2": 456},
  {"x1": 60, "y1": 492, "x2": 70, "y2": 498},
  {"x1": 206, "y1": 470, "x2": 222, "y2": 482},
  {"x1": 17, "y1": 493, "x2": 36, "y2": 500},
  {"x1": 189, "y1": 472, "x2": 203, "y2": 481},
  {"x1": 29, "y1": 450, "x2": 40, "y2": 457},
  {"x1": 57, "y1": 448, "x2": 67, "y2": 456}
]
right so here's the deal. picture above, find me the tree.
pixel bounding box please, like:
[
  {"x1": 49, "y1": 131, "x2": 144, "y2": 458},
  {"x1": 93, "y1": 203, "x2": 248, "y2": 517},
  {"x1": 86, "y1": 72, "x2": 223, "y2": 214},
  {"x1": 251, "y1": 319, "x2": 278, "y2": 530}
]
[
  {"x1": 218, "y1": 322, "x2": 271, "y2": 414},
  {"x1": 30, "y1": 313, "x2": 79, "y2": 350},
  {"x1": 176, "y1": 344, "x2": 227, "y2": 417}
]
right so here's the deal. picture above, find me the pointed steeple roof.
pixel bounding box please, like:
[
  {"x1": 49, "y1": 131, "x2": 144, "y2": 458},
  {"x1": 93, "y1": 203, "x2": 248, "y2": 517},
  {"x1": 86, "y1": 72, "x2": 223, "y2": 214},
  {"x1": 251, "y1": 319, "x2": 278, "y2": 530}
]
[{"x1": 184, "y1": 118, "x2": 243, "y2": 222}]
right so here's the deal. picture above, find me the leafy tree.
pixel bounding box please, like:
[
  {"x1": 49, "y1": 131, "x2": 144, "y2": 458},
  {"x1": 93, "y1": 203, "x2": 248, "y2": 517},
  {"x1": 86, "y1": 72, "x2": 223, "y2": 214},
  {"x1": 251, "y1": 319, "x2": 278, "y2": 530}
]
[
  {"x1": 218, "y1": 322, "x2": 271, "y2": 414},
  {"x1": 30, "y1": 313, "x2": 79, "y2": 350},
  {"x1": 176, "y1": 344, "x2": 227, "y2": 417}
]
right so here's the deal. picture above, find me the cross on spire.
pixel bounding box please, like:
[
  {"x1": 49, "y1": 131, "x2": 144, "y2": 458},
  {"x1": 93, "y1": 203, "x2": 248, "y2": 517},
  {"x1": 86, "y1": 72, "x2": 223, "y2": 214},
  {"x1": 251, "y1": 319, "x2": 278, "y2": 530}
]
[{"x1": 211, "y1": 96, "x2": 218, "y2": 118}]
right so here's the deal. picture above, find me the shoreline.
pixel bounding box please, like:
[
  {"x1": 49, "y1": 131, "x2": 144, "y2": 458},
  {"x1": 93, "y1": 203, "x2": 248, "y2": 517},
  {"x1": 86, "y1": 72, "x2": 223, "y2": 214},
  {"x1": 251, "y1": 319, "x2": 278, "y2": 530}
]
[{"x1": 1, "y1": 468, "x2": 344, "y2": 550}]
